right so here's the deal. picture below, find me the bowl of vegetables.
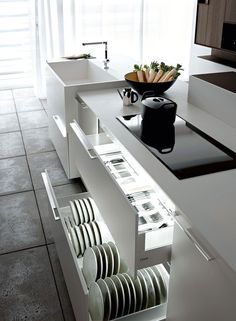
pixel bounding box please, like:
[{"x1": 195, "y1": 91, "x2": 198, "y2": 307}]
[{"x1": 125, "y1": 61, "x2": 183, "y2": 95}]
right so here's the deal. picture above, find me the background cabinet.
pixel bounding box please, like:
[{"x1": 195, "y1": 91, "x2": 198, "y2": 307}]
[
  {"x1": 225, "y1": 0, "x2": 236, "y2": 23},
  {"x1": 195, "y1": 0, "x2": 226, "y2": 48},
  {"x1": 166, "y1": 223, "x2": 236, "y2": 321}
]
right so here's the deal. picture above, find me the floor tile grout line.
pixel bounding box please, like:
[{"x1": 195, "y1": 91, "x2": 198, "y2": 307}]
[
  {"x1": 1, "y1": 90, "x2": 74, "y2": 320},
  {"x1": 0, "y1": 128, "x2": 21, "y2": 135},
  {"x1": 20, "y1": 125, "x2": 49, "y2": 131},
  {"x1": 45, "y1": 244, "x2": 68, "y2": 321},
  {"x1": 14, "y1": 94, "x2": 49, "y2": 245},
  {"x1": 0, "y1": 188, "x2": 34, "y2": 198},
  {"x1": 0, "y1": 242, "x2": 54, "y2": 258},
  {"x1": 12, "y1": 91, "x2": 48, "y2": 130}
]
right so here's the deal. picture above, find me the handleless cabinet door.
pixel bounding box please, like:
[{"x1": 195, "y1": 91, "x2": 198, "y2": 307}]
[
  {"x1": 195, "y1": 4, "x2": 209, "y2": 45},
  {"x1": 166, "y1": 223, "x2": 236, "y2": 321},
  {"x1": 205, "y1": 0, "x2": 226, "y2": 48},
  {"x1": 225, "y1": 0, "x2": 236, "y2": 22}
]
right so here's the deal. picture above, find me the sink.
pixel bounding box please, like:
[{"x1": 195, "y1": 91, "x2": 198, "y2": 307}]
[
  {"x1": 48, "y1": 59, "x2": 117, "y2": 86},
  {"x1": 46, "y1": 57, "x2": 127, "y2": 178}
]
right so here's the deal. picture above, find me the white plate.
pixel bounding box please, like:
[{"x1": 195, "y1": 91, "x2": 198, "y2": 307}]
[
  {"x1": 132, "y1": 273, "x2": 143, "y2": 312},
  {"x1": 89, "y1": 280, "x2": 112, "y2": 321},
  {"x1": 68, "y1": 216, "x2": 75, "y2": 228},
  {"x1": 94, "y1": 221, "x2": 103, "y2": 244},
  {"x1": 79, "y1": 199, "x2": 89, "y2": 223},
  {"x1": 83, "y1": 198, "x2": 94, "y2": 222},
  {"x1": 97, "y1": 278, "x2": 112, "y2": 321},
  {"x1": 74, "y1": 199, "x2": 83, "y2": 225},
  {"x1": 69, "y1": 201, "x2": 79, "y2": 225},
  {"x1": 69, "y1": 227, "x2": 80, "y2": 256},
  {"x1": 73, "y1": 225, "x2": 81, "y2": 256},
  {"x1": 88, "y1": 197, "x2": 99, "y2": 219},
  {"x1": 147, "y1": 267, "x2": 161, "y2": 306},
  {"x1": 151, "y1": 265, "x2": 167, "y2": 302},
  {"x1": 104, "y1": 277, "x2": 119, "y2": 320},
  {"x1": 137, "y1": 270, "x2": 148, "y2": 310},
  {"x1": 141, "y1": 269, "x2": 156, "y2": 308},
  {"x1": 87, "y1": 197, "x2": 95, "y2": 220},
  {"x1": 92, "y1": 246, "x2": 103, "y2": 280},
  {"x1": 64, "y1": 217, "x2": 71, "y2": 232},
  {"x1": 123, "y1": 273, "x2": 137, "y2": 314},
  {"x1": 108, "y1": 242, "x2": 120, "y2": 275},
  {"x1": 76, "y1": 225, "x2": 85, "y2": 256},
  {"x1": 84, "y1": 223, "x2": 95, "y2": 247},
  {"x1": 117, "y1": 273, "x2": 131, "y2": 316},
  {"x1": 119, "y1": 258, "x2": 129, "y2": 274},
  {"x1": 111, "y1": 274, "x2": 125, "y2": 318},
  {"x1": 97, "y1": 244, "x2": 108, "y2": 279},
  {"x1": 80, "y1": 224, "x2": 90, "y2": 252},
  {"x1": 83, "y1": 247, "x2": 98, "y2": 287},
  {"x1": 90, "y1": 221, "x2": 101, "y2": 245},
  {"x1": 102, "y1": 243, "x2": 114, "y2": 277}
]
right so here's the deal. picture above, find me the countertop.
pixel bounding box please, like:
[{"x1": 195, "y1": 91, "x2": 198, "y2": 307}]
[{"x1": 76, "y1": 80, "x2": 236, "y2": 274}]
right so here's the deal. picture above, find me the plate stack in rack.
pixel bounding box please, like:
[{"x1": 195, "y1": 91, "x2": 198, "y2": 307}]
[
  {"x1": 64, "y1": 197, "x2": 104, "y2": 257},
  {"x1": 83, "y1": 241, "x2": 168, "y2": 321}
]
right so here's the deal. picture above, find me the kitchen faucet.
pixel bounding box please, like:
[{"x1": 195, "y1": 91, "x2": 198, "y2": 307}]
[{"x1": 82, "y1": 41, "x2": 109, "y2": 69}]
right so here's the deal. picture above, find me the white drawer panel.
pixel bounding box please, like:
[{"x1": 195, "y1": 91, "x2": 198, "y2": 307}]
[
  {"x1": 69, "y1": 122, "x2": 138, "y2": 277},
  {"x1": 46, "y1": 66, "x2": 66, "y2": 122},
  {"x1": 57, "y1": 212, "x2": 89, "y2": 321},
  {"x1": 49, "y1": 114, "x2": 69, "y2": 177},
  {"x1": 69, "y1": 121, "x2": 172, "y2": 276},
  {"x1": 42, "y1": 171, "x2": 169, "y2": 321}
]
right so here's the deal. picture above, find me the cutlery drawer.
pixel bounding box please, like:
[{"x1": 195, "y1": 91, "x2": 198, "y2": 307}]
[
  {"x1": 69, "y1": 120, "x2": 174, "y2": 276},
  {"x1": 42, "y1": 171, "x2": 169, "y2": 321}
]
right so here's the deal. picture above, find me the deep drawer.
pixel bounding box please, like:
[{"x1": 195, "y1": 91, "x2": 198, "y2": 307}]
[
  {"x1": 42, "y1": 171, "x2": 169, "y2": 321},
  {"x1": 69, "y1": 120, "x2": 173, "y2": 277}
]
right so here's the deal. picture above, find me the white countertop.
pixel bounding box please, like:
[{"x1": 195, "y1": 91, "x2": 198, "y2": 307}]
[{"x1": 76, "y1": 80, "x2": 236, "y2": 274}]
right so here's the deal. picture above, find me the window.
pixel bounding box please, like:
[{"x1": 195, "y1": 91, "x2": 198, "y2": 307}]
[{"x1": 0, "y1": 0, "x2": 34, "y2": 89}]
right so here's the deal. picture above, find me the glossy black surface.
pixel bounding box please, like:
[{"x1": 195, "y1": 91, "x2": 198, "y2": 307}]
[{"x1": 117, "y1": 114, "x2": 236, "y2": 179}]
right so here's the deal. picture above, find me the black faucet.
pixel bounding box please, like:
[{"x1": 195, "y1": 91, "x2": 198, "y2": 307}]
[{"x1": 82, "y1": 41, "x2": 109, "y2": 69}]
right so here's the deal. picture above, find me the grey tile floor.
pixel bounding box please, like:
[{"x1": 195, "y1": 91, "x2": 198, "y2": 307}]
[{"x1": 0, "y1": 88, "x2": 86, "y2": 321}]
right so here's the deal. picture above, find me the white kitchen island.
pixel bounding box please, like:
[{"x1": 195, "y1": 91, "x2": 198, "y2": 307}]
[
  {"x1": 45, "y1": 65, "x2": 236, "y2": 321},
  {"x1": 73, "y1": 79, "x2": 236, "y2": 321}
]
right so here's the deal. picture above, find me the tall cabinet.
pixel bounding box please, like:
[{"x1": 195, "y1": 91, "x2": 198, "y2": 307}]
[{"x1": 195, "y1": 0, "x2": 226, "y2": 48}]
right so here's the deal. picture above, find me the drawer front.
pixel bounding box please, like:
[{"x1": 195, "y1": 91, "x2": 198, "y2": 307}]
[
  {"x1": 42, "y1": 171, "x2": 89, "y2": 321},
  {"x1": 42, "y1": 171, "x2": 169, "y2": 321},
  {"x1": 49, "y1": 114, "x2": 69, "y2": 177},
  {"x1": 167, "y1": 222, "x2": 236, "y2": 321},
  {"x1": 69, "y1": 121, "x2": 138, "y2": 277},
  {"x1": 46, "y1": 66, "x2": 66, "y2": 121},
  {"x1": 56, "y1": 216, "x2": 89, "y2": 321}
]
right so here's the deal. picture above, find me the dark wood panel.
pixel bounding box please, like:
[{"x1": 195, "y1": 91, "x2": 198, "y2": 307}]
[
  {"x1": 205, "y1": 0, "x2": 226, "y2": 48},
  {"x1": 195, "y1": 4, "x2": 209, "y2": 45},
  {"x1": 194, "y1": 71, "x2": 236, "y2": 94},
  {"x1": 225, "y1": 0, "x2": 236, "y2": 23}
]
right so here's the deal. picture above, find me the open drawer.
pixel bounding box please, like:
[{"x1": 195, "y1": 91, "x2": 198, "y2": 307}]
[
  {"x1": 69, "y1": 120, "x2": 174, "y2": 277},
  {"x1": 42, "y1": 170, "x2": 169, "y2": 321}
]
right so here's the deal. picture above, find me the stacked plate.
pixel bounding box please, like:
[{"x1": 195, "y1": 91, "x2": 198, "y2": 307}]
[
  {"x1": 88, "y1": 265, "x2": 167, "y2": 321},
  {"x1": 68, "y1": 221, "x2": 103, "y2": 257},
  {"x1": 83, "y1": 242, "x2": 121, "y2": 287},
  {"x1": 69, "y1": 197, "x2": 99, "y2": 225}
]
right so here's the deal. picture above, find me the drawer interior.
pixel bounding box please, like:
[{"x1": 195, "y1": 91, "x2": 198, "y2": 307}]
[
  {"x1": 69, "y1": 120, "x2": 175, "y2": 274},
  {"x1": 56, "y1": 192, "x2": 170, "y2": 321}
]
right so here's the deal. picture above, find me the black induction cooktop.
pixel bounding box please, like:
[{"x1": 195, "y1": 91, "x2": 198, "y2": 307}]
[{"x1": 117, "y1": 114, "x2": 236, "y2": 179}]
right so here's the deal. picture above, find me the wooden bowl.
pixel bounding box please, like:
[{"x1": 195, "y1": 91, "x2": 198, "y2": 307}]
[{"x1": 124, "y1": 71, "x2": 176, "y2": 95}]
